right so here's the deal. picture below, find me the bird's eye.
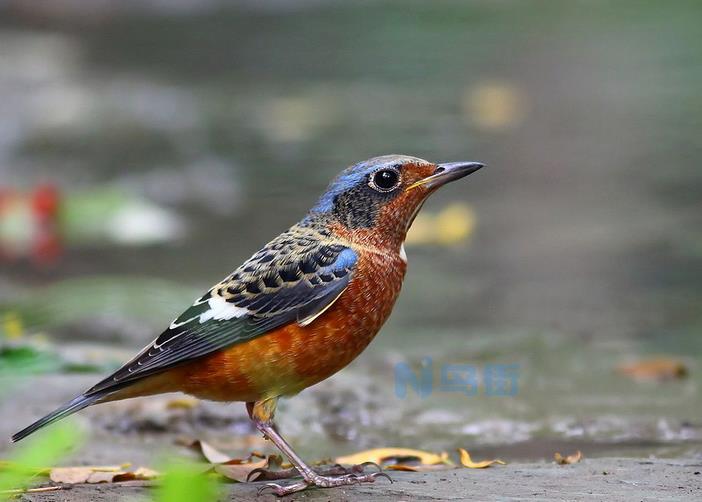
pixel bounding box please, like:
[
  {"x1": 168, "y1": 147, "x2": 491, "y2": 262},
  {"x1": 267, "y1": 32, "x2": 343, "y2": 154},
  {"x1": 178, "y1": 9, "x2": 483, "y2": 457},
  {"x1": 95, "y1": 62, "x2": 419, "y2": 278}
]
[{"x1": 369, "y1": 168, "x2": 401, "y2": 192}]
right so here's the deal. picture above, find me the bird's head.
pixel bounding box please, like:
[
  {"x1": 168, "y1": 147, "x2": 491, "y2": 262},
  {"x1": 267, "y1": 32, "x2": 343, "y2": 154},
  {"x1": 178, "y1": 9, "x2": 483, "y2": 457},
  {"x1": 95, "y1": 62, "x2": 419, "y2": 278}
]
[{"x1": 310, "y1": 155, "x2": 484, "y2": 249}]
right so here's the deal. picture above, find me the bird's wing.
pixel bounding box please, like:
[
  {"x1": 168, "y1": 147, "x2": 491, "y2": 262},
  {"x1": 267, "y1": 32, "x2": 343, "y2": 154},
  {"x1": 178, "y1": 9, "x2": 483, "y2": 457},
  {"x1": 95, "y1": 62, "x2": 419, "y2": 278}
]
[{"x1": 85, "y1": 241, "x2": 358, "y2": 396}]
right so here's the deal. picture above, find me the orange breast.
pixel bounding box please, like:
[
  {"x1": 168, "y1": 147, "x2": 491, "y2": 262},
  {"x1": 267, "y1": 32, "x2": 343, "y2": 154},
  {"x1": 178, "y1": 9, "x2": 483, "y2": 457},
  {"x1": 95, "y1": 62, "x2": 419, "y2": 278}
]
[{"x1": 168, "y1": 249, "x2": 406, "y2": 403}]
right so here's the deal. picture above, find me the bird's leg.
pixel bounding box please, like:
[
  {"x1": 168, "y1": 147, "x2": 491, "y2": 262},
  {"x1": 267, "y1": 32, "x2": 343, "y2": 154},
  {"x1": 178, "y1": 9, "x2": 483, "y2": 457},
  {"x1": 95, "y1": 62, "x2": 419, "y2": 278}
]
[{"x1": 247, "y1": 399, "x2": 391, "y2": 496}]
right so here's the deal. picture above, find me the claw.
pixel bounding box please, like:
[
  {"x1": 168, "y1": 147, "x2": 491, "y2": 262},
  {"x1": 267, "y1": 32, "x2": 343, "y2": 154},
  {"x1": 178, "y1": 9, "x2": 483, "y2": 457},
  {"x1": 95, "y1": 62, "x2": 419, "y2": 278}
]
[
  {"x1": 256, "y1": 483, "x2": 282, "y2": 496},
  {"x1": 358, "y1": 461, "x2": 383, "y2": 473},
  {"x1": 369, "y1": 471, "x2": 393, "y2": 484}
]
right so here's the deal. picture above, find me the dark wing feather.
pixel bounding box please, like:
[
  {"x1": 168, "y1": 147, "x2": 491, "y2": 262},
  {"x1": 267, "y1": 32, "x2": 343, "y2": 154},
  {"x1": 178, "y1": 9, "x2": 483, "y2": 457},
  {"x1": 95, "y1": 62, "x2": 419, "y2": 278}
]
[{"x1": 85, "y1": 238, "x2": 357, "y2": 396}]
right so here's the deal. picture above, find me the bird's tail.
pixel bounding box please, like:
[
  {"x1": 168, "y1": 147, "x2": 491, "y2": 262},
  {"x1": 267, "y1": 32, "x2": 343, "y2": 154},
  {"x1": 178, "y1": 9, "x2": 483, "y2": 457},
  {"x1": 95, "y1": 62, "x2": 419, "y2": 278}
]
[{"x1": 11, "y1": 393, "x2": 101, "y2": 442}]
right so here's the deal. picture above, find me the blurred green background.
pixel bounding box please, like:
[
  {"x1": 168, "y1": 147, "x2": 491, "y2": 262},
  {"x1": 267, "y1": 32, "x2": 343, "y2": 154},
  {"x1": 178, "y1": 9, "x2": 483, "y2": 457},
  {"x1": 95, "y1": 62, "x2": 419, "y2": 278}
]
[{"x1": 0, "y1": 0, "x2": 700, "y2": 466}]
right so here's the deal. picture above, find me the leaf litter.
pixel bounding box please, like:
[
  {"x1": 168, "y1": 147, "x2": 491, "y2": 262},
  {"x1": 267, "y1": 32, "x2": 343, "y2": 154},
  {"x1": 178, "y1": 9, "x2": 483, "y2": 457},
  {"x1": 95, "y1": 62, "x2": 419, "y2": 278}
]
[
  {"x1": 554, "y1": 450, "x2": 583, "y2": 465},
  {"x1": 1, "y1": 441, "x2": 507, "y2": 492}
]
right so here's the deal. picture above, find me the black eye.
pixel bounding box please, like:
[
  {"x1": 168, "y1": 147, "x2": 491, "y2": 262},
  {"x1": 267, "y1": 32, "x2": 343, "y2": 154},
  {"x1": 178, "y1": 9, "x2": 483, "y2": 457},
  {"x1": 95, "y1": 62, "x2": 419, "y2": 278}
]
[{"x1": 370, "y1": 168, "x2": 401, "y2": 192}]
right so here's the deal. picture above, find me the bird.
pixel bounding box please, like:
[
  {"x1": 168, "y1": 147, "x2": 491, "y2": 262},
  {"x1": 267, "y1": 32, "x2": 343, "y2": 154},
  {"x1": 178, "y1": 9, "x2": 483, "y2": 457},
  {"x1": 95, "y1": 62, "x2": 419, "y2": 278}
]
[{"x1": 12, "y1": 155, "x2": 485, "y2": 496}]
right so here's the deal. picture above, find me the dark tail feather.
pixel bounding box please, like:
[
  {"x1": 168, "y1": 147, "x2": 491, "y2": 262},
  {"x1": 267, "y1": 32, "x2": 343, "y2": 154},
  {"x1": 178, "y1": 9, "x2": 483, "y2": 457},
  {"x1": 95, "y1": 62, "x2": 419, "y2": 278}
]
[{"x1": 11, "y1": 393, "x2": 100, "y2": 442}]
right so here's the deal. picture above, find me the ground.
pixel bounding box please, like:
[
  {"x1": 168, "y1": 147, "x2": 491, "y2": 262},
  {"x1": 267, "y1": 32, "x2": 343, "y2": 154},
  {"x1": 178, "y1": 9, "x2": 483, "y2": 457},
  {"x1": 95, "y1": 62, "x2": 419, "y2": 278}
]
[
  {"x1": 2, "y1": 373, "x2": 701, "y2": 501},
  {"x1": 10, "y1": 458, "x2": 701, "y2": 502}
]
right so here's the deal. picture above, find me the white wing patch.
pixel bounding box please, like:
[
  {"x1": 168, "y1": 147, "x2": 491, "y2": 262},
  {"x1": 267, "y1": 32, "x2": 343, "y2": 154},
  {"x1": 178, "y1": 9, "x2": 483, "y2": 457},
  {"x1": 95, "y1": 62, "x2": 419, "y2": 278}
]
[
  {"x1": 198, "y1": 296, "x2": 249, "y2": 323},
  {"x1": 159, "y1": 296, "x2": 248, "y2": 351},
  {"x1": 167, "y1": 296, "x2": 248, "y2": 331}
]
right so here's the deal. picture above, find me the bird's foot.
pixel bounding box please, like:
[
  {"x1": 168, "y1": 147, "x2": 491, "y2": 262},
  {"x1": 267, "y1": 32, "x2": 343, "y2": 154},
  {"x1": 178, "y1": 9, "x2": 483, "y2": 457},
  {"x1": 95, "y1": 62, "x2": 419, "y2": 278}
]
[
  {"x1": 248, "y1": 462, "x2": 380, "y2": 482},
  {"x1": 257, "y1": 470, "x2": 391, "y2": 496}
]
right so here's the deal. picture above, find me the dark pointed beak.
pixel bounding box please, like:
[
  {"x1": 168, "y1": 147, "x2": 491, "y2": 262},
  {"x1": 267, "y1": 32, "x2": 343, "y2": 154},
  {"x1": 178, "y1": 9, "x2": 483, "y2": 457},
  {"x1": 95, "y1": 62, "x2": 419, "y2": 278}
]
[{"x1": 413, "y1": 161, "x2": 485, "y2": 190}]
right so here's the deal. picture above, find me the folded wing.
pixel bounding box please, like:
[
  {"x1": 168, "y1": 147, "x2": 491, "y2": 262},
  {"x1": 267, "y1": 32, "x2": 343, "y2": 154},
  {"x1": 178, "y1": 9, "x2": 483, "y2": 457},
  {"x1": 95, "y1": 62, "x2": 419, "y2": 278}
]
[{"x1": 86, "y1": 242, "x2": 358, "y2": 396}]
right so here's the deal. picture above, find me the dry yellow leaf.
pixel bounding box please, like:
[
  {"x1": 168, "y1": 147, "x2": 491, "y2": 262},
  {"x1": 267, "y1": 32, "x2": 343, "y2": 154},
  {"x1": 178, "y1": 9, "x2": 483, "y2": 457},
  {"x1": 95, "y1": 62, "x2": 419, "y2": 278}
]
[
  {"x1": 185, "y1": 440, "x2": 288, "y2": 482},
  {"x1": 112, "y1": 467, "x2": 160, "y2": 482},
  {"x1": 384, "y1": 464, "x2": 418, "y2": 472},
  {"x1": 86, "y1": 471, "x2": 120, "y2": 483},
  {"x1": 218, "y1": 454, "x2": 284, "y2": 482},
  {"x1": 215, "y1": 458, "x2": 269, "y2": 482},
  {"x1": 458, "y1": 448, "x2": 506, "y2": 469},
  {"x1": 96, "y1": 464, "x2": 131, "y2": 472},
  {"x1": 616, "y1": 358, "x2": 688, "y2": 381},
  {"x1": 386, "y1": 463, "x2": 453, "y2": 472},
  {"x1": 189, "y1": 440, "x2": 235, "y2": 464},
  {"x1": 49, "y1": 465, "x2": 159, "y2": 484},
  {"x1": 554, "y1": 450, "x2": 582, "y2": 465},
  {"x1": 335, "y1": 448, "x2": 450, "y2": 467},
  {"x1": 165, "y1": 397, "x2": 200, "y2": 410},
  {"x1": 49, "y1": 467, "x2": 94, "y2": 484}
]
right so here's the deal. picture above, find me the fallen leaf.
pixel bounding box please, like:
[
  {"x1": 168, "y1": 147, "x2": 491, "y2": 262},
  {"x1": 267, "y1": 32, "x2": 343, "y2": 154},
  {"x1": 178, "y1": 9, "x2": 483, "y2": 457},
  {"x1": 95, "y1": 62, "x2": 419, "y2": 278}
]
[
  {"x1": 458, "y1": 449, "x2": 506, "y2": 469},
  {"x1": 186, "y1": 440, "x2": 286, "y2": 482},
  {"x1": 166, "y1": 397, "x2": 200, "y2": 410},
  {"x1": 554, "y1": 450, "x2": 582, "y2": 465},
  {"x1": 335, "y1": 448, "x2": 451, "y2": 467},
  {"x1": 386, "y1": 463, "x2": 452, "y2": 472},
  {"x1": 385, "y1": 464, "x2": 417, "y2": 472},
  {"x1": 189, "y1": 440, "x2": 237, "y2": 464},
  {"x1": 217, "y1": 454, "x2": 284, "y2": 482},
  {"x1": 617, "y1": 358, "x2": 688, "y2": 381},
  {"x1": 215, "y1": 458, "x2": 268, "y2": 482},
  {"x1": 50, "y1": 467, "x2": 94, "y2": 484},
  {"x1": 112, "y1": 467, "x2": 160, "y2": 482},
  {"x1": 86, "y1": 471, "x2": 120, "y2": 484},
  {"x1": 49, "y1": 465, "x2": 159, "y2": 484}
]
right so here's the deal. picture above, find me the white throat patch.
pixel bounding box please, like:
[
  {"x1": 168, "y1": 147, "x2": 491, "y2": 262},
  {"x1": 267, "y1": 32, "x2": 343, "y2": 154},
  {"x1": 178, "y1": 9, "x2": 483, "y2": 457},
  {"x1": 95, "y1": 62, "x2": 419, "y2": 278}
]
[{"x1": 399, "y1": 244, "x2": 408, "y2": 263}]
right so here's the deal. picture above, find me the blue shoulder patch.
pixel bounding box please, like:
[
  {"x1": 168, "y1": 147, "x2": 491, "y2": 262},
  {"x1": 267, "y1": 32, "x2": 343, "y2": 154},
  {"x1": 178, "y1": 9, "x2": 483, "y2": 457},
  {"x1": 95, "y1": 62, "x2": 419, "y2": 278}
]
[{"x1": 326, "y1": 247, "x2": 358, "y2": 271}]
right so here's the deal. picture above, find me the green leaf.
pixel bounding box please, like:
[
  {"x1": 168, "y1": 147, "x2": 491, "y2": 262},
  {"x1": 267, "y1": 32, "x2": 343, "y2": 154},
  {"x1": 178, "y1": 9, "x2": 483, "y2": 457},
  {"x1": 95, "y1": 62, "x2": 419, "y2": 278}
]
[
  {"x1": 156, "y1": 460, "x2": 217, "y2": 502},
  {"x1": 0, "y1": 422, "x2": 83, "y2": 499}
]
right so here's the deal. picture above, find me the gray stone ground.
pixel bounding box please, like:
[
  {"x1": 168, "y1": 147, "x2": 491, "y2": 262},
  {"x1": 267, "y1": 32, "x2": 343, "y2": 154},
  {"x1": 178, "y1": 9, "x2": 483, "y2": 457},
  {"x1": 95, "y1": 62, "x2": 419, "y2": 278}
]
[
  {"x1": 12, "y1": 458, "x2": 702, "y2": 502},
  {"x1": 3, "y1": 375, "x2": 701, "y2": 501}
]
